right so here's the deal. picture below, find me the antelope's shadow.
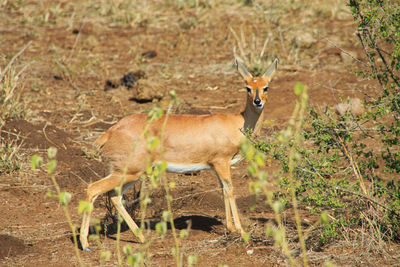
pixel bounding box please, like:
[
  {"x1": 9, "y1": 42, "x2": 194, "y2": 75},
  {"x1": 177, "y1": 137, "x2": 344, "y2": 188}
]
[{"x1": 75, "y1": 215, "x2": 222, "y2": 249}]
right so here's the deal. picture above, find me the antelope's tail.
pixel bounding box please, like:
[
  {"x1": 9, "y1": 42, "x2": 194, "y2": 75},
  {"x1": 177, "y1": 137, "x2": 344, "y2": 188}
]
[{"x1": 93, "y1": 132, "x2": 109, "y2": 148}]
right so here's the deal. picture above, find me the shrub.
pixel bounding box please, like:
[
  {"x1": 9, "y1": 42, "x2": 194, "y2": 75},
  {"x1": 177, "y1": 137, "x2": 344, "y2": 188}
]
[{"x1": 254, "y1": 0, "x2": 400, "y2": 247}]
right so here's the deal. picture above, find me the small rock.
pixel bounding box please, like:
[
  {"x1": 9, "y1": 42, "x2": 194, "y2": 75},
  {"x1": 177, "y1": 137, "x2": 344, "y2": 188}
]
[
  {"x1": 336, "y1": 98, "x2": 365, "y2": 116},
  {"x1": 337, "y1": 10, "x2": 353, "y2": 20},
  {"x1": 104, "y1": 79, "x2": 120, "y2": 91},
  {"x1": 130, "y1": 79, "x2": 164, "y2": 103},
  {"x1": 141, "y1": 50, "x2": 157, "y2": 59},
  {"x1": 120, "y1": 71, "x2": 146, "y2": 89},
  {"x1": 120, "y1": 73, "x2": 136, "y2": 88},
  {"x1": 296, "y1": 32, "x2": 317, "y2": 48}
]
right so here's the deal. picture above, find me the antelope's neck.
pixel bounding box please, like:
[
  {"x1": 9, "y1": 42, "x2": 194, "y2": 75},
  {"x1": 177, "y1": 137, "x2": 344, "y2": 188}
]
[{"x1": 240, "y1": 102, "x2": 264, "y2": 137}]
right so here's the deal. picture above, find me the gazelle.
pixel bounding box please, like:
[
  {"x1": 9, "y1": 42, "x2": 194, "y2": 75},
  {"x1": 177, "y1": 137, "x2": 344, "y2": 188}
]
[{"x1": 80, "y1": 58, "x2": 278, "y2": 250}]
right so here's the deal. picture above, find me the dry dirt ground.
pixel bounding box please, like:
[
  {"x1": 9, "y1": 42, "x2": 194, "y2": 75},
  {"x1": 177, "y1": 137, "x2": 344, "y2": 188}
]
[{"x1": 0, "y1": 1, "x2": 399, "y2": 266}]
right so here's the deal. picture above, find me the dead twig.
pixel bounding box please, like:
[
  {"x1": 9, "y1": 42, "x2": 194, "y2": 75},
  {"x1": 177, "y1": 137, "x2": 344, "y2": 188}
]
[
  {"x1": 70, "y1": 171, "x2": 89, "y2": 185},
  {"x1": 334, "y1": 186, "x2": 400, "y2": 217},
  {"x1": 68, "y1": 17, "x2": 87, "y2": 61},
  {"x1": 337, "y1": 136, "x2": 367, "y2": 195},
  {"x1": 318, "y1": 33, "x2": 367, "y2": 67},
  {"x1": 0, "y1": 41, "x2": 32, "y2": 82},
  {"x1": 42, "y1": 123, "x2": 65, "y2": 150}
]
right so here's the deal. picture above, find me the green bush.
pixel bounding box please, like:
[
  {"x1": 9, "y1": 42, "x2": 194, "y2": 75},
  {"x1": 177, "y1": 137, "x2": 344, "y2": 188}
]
[{"x1": 251, "y1": 0, "x2": 400, "y2": 246}]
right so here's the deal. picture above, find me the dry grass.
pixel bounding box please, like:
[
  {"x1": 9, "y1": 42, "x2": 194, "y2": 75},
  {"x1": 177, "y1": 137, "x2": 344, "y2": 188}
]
[{"x1": 0, "y1": 44, "x2": 29, "y2": 126}]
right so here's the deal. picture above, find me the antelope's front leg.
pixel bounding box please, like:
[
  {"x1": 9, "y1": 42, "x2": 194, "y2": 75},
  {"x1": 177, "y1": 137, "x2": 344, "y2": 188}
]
[
  {"x1": 213, "y1": 159, "x2": 243, "y2": 233},
  {"x1": 217, "y1": 176, "x2": 235, "y2": 232}
]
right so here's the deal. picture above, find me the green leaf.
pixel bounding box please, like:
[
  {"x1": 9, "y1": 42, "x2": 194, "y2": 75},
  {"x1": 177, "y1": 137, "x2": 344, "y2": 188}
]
[
  {"x1": 126, "y1": 254, "x2": 141, "y2": 266},
  {"x1": 179, "y1": 229, "x2": 188, "y2": 239},
  {"x1": 320, "y1": 211, "x2": 329, "y2": 224},
  {"x1": 322, "y1": 261, "x2": 334, "y2": 267},
  {"x1": 31, "y1": 154, "x2": 43, "y2": 170},
  {"x1": 265, "y1": 223, "x2": 274, "y2": 237},
  {"x1": 100, "y1": 251, "x2": 111, "y2": 261},
  {"x1": 294, "y1": 82, "x2": 304, "y2": 95},
  {"x1": 169, "y1": 90, "x2": 178, "y2": 103},
  {"x1": 162, "y1": 210, "x2": 171, "y2": 221},
  {"x1": 156, "y1": 161, "x2": 167, "y2": 172},
  {"x1": 143, "y1": 197, "x2": 151, "y2": 205},
  {"x1": 147, "y1": 107, "x2": 164, "y2": 122},
  {"x1": 187, "y1": 254, "x2": 198, "y2": 266},
  {"x1": 146, "y1": 165, "x2": 153, "y2": 175},
  {"x1": 247, "y1": 164, "x2": 257, "y2": 177},
  {"x1": 242, "y1": 232, "x2": 251, "y2": 242},
  {"x1": 78, "y1": 200, "x2": 93, "y2": 214},
  {"x1": 88, "y1": 234, "x2": 98, "y2": 241},
  {"x1": 241, "y1": 140, "x2": 254, "y2": 160},
  {"x1": 46, "y1": 189, "x2": 55, "y2": 198},
  {"x1": 59, "y1": 191, "x2": 71, "y2": 206},
  {"x1": 155, "y1": 221, "x2": 167, "y2": 236},
  {"x1": 254, "y1": 152, "x2": 265, "y2": 166},
  {"x1": 146, "y1": 137, "x2": 159, "y2": 151},
  {"x1": 248, "y1": 181, "x2": 259, "y2": 194},
  {"x1": 272, "y1": 200, "x2": 283, "y2": 213},
  {"x1": 169, "y1": 181, "x2": 176, "y2": 189},
  {"x1": 123, "y1": 244, "x2": 133, "y2": 255},
  {"x1": 47, "y1": 160, "x2": 57, "y2": 174},
  {"x1": 258, "y1": 171, "x2": 267, "y2": 181},
  {"x1": 47, "y1": 147, "x2": 57, "y2": 159},
  {"x1": 273, "y1": 228, "x2": 284, "y2": 246}
]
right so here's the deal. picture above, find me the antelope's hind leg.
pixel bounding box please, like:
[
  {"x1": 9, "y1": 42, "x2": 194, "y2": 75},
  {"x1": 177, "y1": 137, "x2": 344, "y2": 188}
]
[
  {"x1": 110, "y1": 177, "x2": 145, "y2": 243},
  {"x1": 80, "y1": 172, "x2": 141, "y2": 250}
]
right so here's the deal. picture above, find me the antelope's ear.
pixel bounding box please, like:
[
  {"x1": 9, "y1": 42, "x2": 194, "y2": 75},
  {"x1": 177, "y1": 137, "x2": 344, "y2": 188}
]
[
  {"x1": 235, "y1": 57, "x2": 253, "y2": 80},
  {"x1": 262, "y1": 58, "x2": 278, "y2": 81}
]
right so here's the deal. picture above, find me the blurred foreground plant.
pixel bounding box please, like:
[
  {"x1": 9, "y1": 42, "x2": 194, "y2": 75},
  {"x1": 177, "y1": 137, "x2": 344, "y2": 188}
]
[
  {"x1": 32, "y1": 147, "x2": 84, "y2": 266},
  {"x1": 241, "y1": 83, "x2": 332, "y2": 266}
]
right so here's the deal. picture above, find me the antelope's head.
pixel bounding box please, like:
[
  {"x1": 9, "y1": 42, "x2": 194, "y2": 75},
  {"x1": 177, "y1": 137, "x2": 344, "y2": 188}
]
[{"x1": 236, "y1": 58, "x2": 278, "y2": 113}]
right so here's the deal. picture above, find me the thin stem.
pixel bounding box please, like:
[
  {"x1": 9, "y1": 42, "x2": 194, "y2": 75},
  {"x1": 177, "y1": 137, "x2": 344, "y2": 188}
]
[
  {"x1": 116, "y1": 211, "x2": 122, "y2": 266},
  {"x1": 139, "y1": 178, "x2": 149, "y2": 234},
  {"x1": 162, "y1": 175, "x2": 180, "y2": 266},
  {"x1": 159, "y1": 102, "x2": 181, "y2": 266},
  {"x1": 365, "y1": 28, "x2": 400, "y2": 89},
  {"x1": 337, "y1": 136, "x2": 368, "y2": 195},
  {"x1": 49, "y1": 175, "x2": 84, "y2": 267},
  {"x1": 287, "y1": 88, "x2": 309, "y2": 267},
  {"x1": 263, "y1": 187, "x2": 295, "y2": 266},
  {"x1": 356, "y1": 31, "x2": 384, "y2": 89}
]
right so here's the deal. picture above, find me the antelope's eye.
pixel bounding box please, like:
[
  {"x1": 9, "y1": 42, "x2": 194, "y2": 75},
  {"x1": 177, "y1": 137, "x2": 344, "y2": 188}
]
[
  {"x1": 263, "y1": 86, "x2": 269, "y2": 93},
  {"x1": 246, "y1": 86, "x2": 252, "y2": 94}
]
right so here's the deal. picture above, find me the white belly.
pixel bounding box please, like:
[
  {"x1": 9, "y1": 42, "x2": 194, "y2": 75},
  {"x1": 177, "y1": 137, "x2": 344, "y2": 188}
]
[
  {"x1": 165, "y1": 154, "x2": 242, "y2": 174},
  {"x1": 166, "y1": 163, "x2": 211, "y2": 173},
  {"x1": 230, "y1": 154, "x2": 243, "y2": 166}
]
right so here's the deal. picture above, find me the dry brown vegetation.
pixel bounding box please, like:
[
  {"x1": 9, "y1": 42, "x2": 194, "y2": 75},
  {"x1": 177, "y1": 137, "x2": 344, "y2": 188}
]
[{"x1": 0, "y1": 0, "x2": 399, "y2": 266}]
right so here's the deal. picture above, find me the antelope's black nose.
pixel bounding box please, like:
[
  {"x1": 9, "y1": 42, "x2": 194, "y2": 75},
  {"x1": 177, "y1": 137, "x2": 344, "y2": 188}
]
[{"x1": 254, "y1": 98, "x2": 261, "y2": 105}]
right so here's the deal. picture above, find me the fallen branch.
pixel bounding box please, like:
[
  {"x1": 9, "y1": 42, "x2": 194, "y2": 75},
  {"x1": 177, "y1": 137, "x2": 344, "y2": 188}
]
[{"x1": 334, "y1": 186, "x2": 400, "y2": 217}]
